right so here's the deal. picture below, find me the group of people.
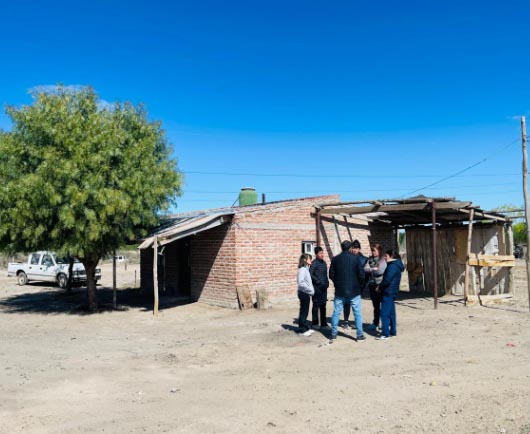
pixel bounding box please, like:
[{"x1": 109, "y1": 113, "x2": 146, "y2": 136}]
[{"x1": 296, "y1": 239, "x2": 404, "y2": 342}]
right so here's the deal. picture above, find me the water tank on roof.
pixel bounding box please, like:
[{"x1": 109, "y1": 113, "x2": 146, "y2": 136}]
[{"x1": 239, "y1": 187, "x2": 258, "y2": 206}]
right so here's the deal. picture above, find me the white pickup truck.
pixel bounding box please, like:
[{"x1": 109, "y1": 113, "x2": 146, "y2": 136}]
[{"x1": 7, "y1": 251, "x2": 102, "y2": 288}]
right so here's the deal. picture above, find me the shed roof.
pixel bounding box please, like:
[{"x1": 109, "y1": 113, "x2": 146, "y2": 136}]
[
  {"x1": 138, "y1": 211, "x2": 234, "y2": 249},
  {"x1": 316, "y1": 196, "x2": 508, "y2": 226}
]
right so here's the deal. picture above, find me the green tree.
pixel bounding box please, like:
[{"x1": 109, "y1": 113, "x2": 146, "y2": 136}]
[
  {"x1": 513, "y1": 222, "x2": 526, "y2": 245},
  {"x1": 492, "y1": 204, "x2": 525, "y2": 244},
  {"x1": 0, "y1": 86, "x2": 182, "y2": 310}
]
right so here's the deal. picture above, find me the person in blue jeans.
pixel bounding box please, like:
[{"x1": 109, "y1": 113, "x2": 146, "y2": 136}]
[
  {"x1": 329, "y1": 240, "x2": 366, "y2": 342},
  {"x1": 376, "y1": 250, "x2": 404, "y2": 341}
]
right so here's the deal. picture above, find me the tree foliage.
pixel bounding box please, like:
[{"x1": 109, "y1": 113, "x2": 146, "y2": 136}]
[
  {"x1": 0, "y1": 86, "x2": 182, "y2": 309},
  {"x1": 513, "y1": 222, "x2": 526, "y2": 245}
]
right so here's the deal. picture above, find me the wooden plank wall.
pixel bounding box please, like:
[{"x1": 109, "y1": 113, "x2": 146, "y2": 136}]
[{"x1": 405, "y1": 224, "x2": 513, "y2": 297}]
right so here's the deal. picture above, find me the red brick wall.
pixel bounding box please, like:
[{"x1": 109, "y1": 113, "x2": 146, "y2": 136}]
[
  {"x1": 231, "y1": 205, "x2": 395, "y2": 305},
  {"x1": 190, "y1": 224, "x2": 237, "y2": 308}
]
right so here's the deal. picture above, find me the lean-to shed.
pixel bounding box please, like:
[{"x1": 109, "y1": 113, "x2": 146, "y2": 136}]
[{"x1": 317, "y1": 196, "x2": 514, "y2": 307}]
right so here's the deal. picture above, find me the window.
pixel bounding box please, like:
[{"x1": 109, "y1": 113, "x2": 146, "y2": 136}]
[
  {"x1": 302, "y1": 241, "x2": 316, "y2": 256},
  {"x1": 30, "y1": 253, "x2": 41, "y2": 265},
  {"x1": 42, "y1": 254, "x2": 53, "y2": 267}
]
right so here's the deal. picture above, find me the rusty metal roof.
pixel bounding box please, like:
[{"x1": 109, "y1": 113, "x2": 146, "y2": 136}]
[{"x1": 316, "y1": 196, "x2": 508, "y2": 226}]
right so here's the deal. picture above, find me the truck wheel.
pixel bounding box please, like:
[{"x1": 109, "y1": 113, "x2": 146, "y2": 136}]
[
  {"x1": 17, "y1": 272, "x2": 28, "y2": 286},
  {"x1": 57, "y1": 273, "x2": 68, "y2": 289}
]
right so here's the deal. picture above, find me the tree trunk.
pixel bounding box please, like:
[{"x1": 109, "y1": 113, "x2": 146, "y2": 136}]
[
  {"x1": 83, "y1": 258, "x2": 99, "y2": 311},
  {"x1": 66, "y1": 256, "x2": 74, "y2": 295}
]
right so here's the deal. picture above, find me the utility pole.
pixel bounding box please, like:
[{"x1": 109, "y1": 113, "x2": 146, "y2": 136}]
[{"x1": 521, "y1": 116, "x2": 530, "y2": 312}]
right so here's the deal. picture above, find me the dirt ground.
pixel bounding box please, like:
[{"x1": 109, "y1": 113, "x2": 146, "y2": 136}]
[{"x1": 1, "y1": 261, "x2": 530, "y2": 434}]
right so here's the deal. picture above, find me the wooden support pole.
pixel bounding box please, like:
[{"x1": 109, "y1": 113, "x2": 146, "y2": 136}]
[
  {"x1": 316, "y1": 209, "x2": 321, "y2": 247},
  {"x1": 432, "y1": 203, "x2": 438, "y2": 309},
  {"x1": 112, "y1": 249, "x2": 117, "y2": 309},
  {"x1": 463, "y1": 208, "x2": 475, "y2": 306},
  {"x1": 522, "y1": 116, "x2": 530, "y2": 312},
  {"x1": 153, "y1": 236, "x2": 159, "y2": 317},
  {"x1": 507, "y1": 223, "x2": 515, "y2": 298}
]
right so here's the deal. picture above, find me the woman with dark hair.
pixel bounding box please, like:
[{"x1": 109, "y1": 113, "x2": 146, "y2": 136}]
[
  {"x1": 297, "y1": 253, "x2": 315, "y2": 336},
  {"x1": 376, "y1": 249, "x2": 404, "y2": 341},
  {"x1": 365, "y1": 244, "x2": 387, "y2": 330}
]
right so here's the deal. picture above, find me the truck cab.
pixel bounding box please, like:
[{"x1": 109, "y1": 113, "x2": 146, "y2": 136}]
[{"x1": 7, "y1": 251, "x2": 102, "y2": 288}]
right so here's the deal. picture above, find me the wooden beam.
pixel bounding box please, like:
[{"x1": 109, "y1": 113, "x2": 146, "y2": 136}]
[
  {"x1": 431, "y1": 201, "x2": 472, "y2": 210},
  {"x1": 468, "y1": 254, "x2": 515, "y2": 267},
  {"x1": 320, "y1": 201, "x2": 472, "y2": 216},
  {"x1": 153, "y1": 236, "x2": 159, "y2": 317},
  {"x1": 458, "y1": 208, "x2": 507, "y2": 222},
  {"x1": 432, "y1": 203, "x2": 438, "y2": 309},
  {"x1": 464, "y1": 209, "x2": 475, "y2": 305}
]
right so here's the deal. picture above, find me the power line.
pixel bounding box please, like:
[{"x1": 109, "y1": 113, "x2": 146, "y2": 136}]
[
  {"x1": 403, "y1": 138, "x2": 520, "y2": 197},
  {"x1": 178, "y1": 190, "x2": 522, "y2": 203},
  {"x1": 183, "y1": 181, "x2": 519, "y2": 195},
  {"x1": 183, "y1": 170, "x2": 522, "y2": 179}
]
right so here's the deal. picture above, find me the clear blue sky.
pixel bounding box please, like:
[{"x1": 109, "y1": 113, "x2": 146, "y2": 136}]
[{"x1": 1, "y1": 0, "x2": 529, "y2": 213}]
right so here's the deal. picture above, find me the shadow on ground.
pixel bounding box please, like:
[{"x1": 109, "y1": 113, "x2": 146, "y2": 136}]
[{"x1": 0, "y1": 286, "x2": 192, "y2": 315}]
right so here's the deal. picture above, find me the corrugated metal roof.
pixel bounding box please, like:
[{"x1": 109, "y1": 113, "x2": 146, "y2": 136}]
[{"x1": 138, "y1": 211, "x2": 234, "y2": 249}]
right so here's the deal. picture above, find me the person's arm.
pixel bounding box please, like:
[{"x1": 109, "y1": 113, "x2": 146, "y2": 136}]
[
  {"x1": 372, "y1": 259, "x2": 387, "y2": 277},
  {"x1": 329, "y1": 259, "x2": 335, "y2": 282},
  {"x1": 356, "y1": 257, "x2": 365, "y2": 283},
  {"x1": 298, "y1": 268, "x2": 314, "y2": 295},
  {"x1": 379, "y1": 264, "x2": 394, "y2": 291},
  {"x1": 309, "y1": 262, "x2": 321, "y2": 286},
  {"x1": 364, "y1": 259, "x2": 372, "y2": 272}
]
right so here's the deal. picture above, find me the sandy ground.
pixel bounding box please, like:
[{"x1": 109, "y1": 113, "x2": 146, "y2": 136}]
[{"x1": 1, "y1": 261, "x2": 530, "y2": 434}]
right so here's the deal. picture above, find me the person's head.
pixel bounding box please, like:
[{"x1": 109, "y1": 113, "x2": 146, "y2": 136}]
[
  {"x1": 341, "y1": 240, "x2": 352, "y2": 252},
  {"x1": 384, "y1": 249, "x2": 401, "y2": 261},
  {"x1": 314, "y1": 246, "x2": 324, "y2": 260},
  {"x1": 371, "y1": 244, "x2": 384, "y2": 258},
  {"x1": 351, "y1": 239, "x2": 361, "y2": 255},
  {"x1": 298, "y1": 253, "x2": 312, "y2": 268}
]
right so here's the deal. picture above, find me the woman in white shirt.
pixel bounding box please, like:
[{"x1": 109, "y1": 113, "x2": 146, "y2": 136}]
[{"x1": 297, "y1": 253, "x2": 315, "y2": 336}]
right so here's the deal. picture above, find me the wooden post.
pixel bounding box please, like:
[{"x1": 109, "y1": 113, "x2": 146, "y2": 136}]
[
  {"x1": 507, "y1": 223, "x2": 515, "y2": 298},
  {"x1": 522, "y1": 116, "x2": 530, "y2": 312},
  {"x1": 153, "y1": 236, "x2": 159, "y2": 317},
  {"x1": 112, "y1": 249, "x2": 117, "y2": 309},
  {"x1": 463, "y1": 208, "x2": 475, "y2": 306},
  {"x1": 316, "y1": 209, "x2": 321, "y2": 247},
  {"x1": 432, "y1": 203, "x2": 438, "y2": 309}
]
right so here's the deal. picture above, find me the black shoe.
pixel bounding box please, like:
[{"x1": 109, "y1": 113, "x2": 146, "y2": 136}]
[
  {"x1": 329, "y1": 335, "x2": 337, "y2": 343},
  {"x1": 356, "y1": 335, "x2": 366, "y2": 342}
]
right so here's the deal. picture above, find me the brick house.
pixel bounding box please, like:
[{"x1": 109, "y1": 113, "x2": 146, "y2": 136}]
[{"x1": 139, "y1": 195, "x2": 397, "y2": 308}]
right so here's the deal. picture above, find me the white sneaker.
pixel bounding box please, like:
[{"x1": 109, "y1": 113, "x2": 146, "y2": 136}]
[
  {"x1": 301, "y1": 329, "x2": 314, "y2": 337},
  {"x1": 375, "y1": 335, "x2": 390, "y2": 341}
]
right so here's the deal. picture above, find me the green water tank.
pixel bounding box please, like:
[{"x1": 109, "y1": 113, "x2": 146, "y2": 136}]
[{"x1": 239, "y1": 187, "x2": 258, "y2": 206}]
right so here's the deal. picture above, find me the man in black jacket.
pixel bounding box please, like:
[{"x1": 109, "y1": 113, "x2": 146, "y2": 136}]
[
  {"x1": 329, "y1": 240, "x2": 366, "y2": 342},
  {"x1": 310, "y1": 246, "x2": 329, "y2": 329}
]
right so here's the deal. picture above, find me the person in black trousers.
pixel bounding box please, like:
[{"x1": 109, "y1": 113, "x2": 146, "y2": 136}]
[
  {"x1": 310, "y1": 247, "x2": 329, "y2": 329},
  {"x1": 364, "y1": 244, "x2": 387, "y2": 330},
  {"x1": 297, "y1": 253, "x2": 315, "y2": 336}
]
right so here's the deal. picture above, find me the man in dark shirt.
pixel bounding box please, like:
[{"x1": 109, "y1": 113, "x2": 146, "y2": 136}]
[
  {"x1": 310, "y1": 246, "x2": 329, "y2": 329},
  {"x1": 329, "y1": 240, "x2": 366, "y2": 342}
]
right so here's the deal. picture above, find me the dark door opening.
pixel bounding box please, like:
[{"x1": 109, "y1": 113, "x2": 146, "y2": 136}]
[{"x1": 160, "y1": 238, "x2": 191, "y2": 297}]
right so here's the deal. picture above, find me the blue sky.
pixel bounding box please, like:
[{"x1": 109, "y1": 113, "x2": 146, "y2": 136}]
[{"x1": 1, "y1": 0, "x2": 529, "y2": 213}]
